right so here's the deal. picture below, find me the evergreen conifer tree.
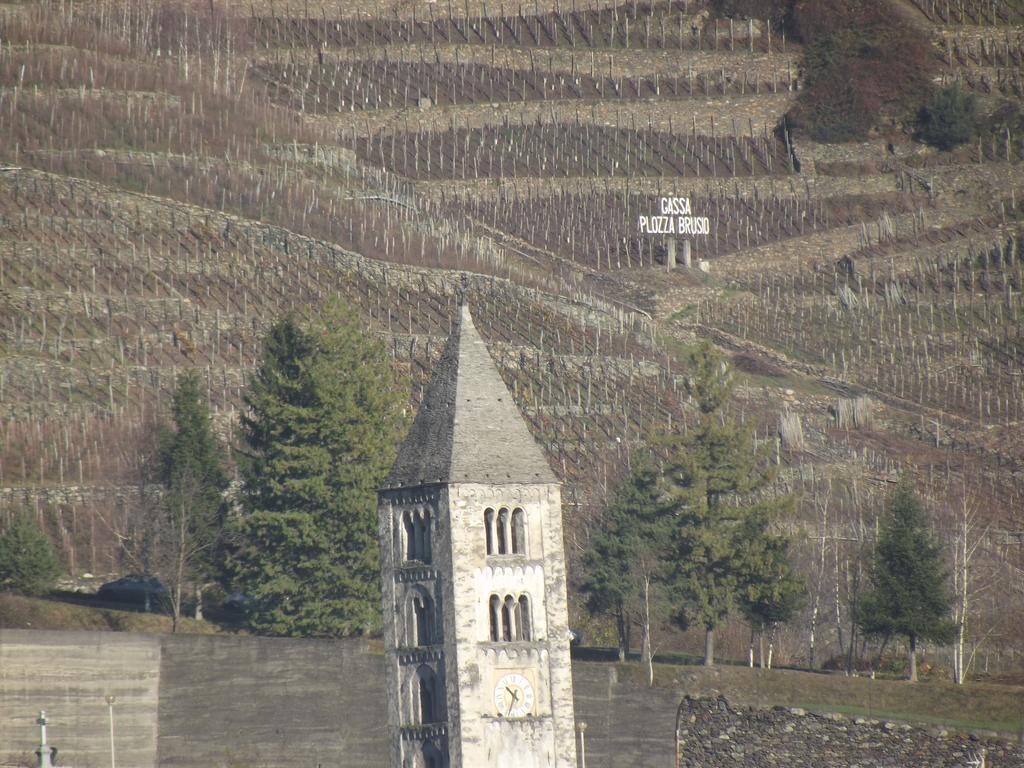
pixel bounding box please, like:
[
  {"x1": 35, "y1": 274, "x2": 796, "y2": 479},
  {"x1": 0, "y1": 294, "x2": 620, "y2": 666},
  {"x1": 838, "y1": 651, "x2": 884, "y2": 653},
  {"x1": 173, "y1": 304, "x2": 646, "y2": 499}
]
[
  {"x1": 858, "y1": 483, "x2": 955, "y2": 681},
  {"x1": 150, "y1": 370, "x2": 229, "y2": 629},
  {"x1": 738, "y1": 519, "x2": 804, "y2": 667},
  {"x1": 581, "y1": 454, "x2": 672, "y2": 679},
  {"x1": 662, "y1": 342, "x2": 794, "y2": 666},
  {"x1": 0, "y1": 513, "x2": 62, "y2": 596},
  {"x1": 919, "y1": 85, "x2": 977, "y2": 151},
  {"x1": 230, "y1": 302, "x2": 407, "y2": 637}
]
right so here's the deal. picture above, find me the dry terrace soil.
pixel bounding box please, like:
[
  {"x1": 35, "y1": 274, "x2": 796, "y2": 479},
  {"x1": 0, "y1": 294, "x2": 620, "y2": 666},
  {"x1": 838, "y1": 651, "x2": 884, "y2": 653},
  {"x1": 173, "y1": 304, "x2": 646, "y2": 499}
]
[{"x1": 0, "y1": 0, "x2": 1022, "y2": 667}]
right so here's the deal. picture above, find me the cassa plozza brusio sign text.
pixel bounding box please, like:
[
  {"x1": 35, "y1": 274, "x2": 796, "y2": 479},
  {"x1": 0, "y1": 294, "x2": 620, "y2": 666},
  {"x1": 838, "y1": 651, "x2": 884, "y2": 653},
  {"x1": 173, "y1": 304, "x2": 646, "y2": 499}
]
[{"x1": 637, "y1": 197, "x2": 710, "y2": 235}]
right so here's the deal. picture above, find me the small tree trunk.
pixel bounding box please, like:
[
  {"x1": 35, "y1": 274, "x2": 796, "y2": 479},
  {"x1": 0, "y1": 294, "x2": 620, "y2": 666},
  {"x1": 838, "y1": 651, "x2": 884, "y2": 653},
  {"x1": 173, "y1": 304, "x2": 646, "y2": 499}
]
[
  {"x1": 641, "y1": 576, "x2": 654, "y2": 686},
  {"x1": 704, "y1": 627, "x2": 715, "y2": 667},
  {"x1": 874, "y1": 635, "x2": 891, "y2": 674},
  {"x1": 953, "y1": 491, "x2": 974, "y2": 685},
  {"x1": 194, "y1": 583, "x2": 204, "y2": 621},
  {"x1": 908, "y1": 635, "x2": 918, "y2": 682},
  {"x1": 172, "y1": 501, "x2": 187, "y2": 634},
  {"x1": 172, "y1": 580, "x2": 182, "y2": 634},
  {"x1": 748, "y1": 627, "x2": 755, "y2": 668},
  {"x1": 616, "y1": 606, "x2": 628, "y2": 662}
]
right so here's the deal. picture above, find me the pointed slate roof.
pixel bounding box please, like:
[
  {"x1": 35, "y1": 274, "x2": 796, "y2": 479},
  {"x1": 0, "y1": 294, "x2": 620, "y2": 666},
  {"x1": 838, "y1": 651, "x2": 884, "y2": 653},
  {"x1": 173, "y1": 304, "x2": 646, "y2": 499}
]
[{"x1": 386, "y1": 304, "x2": 558, "y2": 487}]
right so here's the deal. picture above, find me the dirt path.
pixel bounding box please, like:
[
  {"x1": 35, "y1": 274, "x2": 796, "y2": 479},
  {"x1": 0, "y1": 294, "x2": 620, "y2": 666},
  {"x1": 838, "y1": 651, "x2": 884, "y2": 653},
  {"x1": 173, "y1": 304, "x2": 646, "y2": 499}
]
[
  {"x1": 415, "y1": 171, "x2": 898, "y2": 201},
  {"x1": 248, "y1": 44, "x2": 799, "y2": 77}
]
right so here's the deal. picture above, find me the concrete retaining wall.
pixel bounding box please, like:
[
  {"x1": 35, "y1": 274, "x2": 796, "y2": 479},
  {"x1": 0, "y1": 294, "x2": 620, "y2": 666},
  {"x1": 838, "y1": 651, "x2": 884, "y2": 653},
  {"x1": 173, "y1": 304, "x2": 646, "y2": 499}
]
[
  {"x1": 572, "y1": 662, "x2": 680, "y2": 767},
  {"x1": 1, "y1": 631, "x2": 675, "y2": 768},
  {"x1": 156, "y1": 635, "x2": 387, "y2": 768},
  {"x1": 2, "y1": 631, "x2": 1020, "y2": 768},
  {"x1": 0, "y1": 631, "x2": 160, "y2": 768}
]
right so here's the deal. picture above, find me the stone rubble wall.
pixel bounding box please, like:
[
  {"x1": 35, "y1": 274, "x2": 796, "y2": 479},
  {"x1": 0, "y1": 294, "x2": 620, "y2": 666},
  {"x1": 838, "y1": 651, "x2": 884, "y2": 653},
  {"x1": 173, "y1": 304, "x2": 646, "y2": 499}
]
[{"x1": 677, "y1": 695, "x2": 1023, "y2": 768}]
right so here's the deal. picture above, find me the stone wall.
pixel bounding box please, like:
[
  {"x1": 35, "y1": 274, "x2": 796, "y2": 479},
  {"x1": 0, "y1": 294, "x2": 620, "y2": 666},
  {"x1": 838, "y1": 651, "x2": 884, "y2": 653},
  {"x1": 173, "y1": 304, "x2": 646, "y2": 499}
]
[{"x1": 677, "y1": 695, "x2": 1023, "y2": 768}]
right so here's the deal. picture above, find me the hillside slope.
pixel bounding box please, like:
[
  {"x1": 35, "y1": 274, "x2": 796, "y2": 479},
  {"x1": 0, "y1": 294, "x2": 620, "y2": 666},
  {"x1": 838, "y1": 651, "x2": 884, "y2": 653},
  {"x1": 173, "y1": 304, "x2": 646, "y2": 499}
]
[{"x1": 0, "y1": 0, "x2": 1021, "y2": 668}]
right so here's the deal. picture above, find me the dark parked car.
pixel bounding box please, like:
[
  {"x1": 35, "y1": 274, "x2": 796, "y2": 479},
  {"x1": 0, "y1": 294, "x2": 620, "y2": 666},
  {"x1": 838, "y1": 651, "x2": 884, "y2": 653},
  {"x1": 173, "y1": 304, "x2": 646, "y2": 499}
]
[
  {"x1": 222, "y1": 592, "x2": 251, "y2": 612},
  {"x1": 97, "y1": 575, "x2": 167, "y2": 611}
]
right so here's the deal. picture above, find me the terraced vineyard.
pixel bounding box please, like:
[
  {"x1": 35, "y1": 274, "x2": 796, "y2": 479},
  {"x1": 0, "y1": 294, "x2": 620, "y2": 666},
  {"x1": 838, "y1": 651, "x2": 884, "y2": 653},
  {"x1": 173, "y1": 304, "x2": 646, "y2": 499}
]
[
  {"x1": 252, "y1": 58, "x2": 795, "y2": 113},
  {"x1": 245, "y1": 0, "x2": 783, "y2": 52},
  {"x1": 0, "y1": 0, "x2": 1022, "y2": 667}
]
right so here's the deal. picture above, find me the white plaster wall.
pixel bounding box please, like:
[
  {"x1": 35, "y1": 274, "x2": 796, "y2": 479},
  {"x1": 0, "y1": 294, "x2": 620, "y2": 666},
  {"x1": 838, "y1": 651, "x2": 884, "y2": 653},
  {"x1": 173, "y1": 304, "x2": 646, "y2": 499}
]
[
  {"x1": 475, "y1": 565, "x2": 550, "y2": 642},
  {"x1": 448, "y1": 483, "x2": 576, "y2": 768},
  {"x1": 380, "y1": 481, "x2": 576, "y2": 768}
]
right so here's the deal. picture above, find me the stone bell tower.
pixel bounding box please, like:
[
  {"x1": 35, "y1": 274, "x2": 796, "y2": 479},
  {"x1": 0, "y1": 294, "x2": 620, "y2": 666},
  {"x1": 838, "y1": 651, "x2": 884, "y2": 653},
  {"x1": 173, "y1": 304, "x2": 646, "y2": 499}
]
[{"x1": 377, "y1": 304, "x2": 577, "y2": 768}]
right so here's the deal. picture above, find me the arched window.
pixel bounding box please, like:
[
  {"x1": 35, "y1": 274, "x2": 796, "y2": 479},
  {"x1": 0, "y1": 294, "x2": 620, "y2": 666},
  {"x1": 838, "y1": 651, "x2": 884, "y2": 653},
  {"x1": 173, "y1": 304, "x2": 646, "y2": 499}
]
[
  {"x1": 496, "y1": 508, "x2": 510, "y2": 554},
  {"x1": 422, "y1": 742, "x2": 445, "y2": 768},
  {"x1": 407, "y1": 589, "x2": 434, "y2": 647},
  {"x1": 487, "y1": 593, "x2": 534, "y2": 642},
  {"x1": 402, "y1": 509, "x2": 432, "y2": 563},
  {"x1": 489, "y1": 594, "x2": 501, "y2": 642},
  {"x1": 419, "y1": 510, "x2": 432, "y2": 563},
  {"x1": 414, "y1": 665, "x2": 441, "y2": 724},
  {"x1": 502, "y1": 595, "x2": 516, "y2": 642},
  {"x1": 517, "y1": 595, "x2": 532, "y2": 641},
  {"x1": 404, "y1": 512, "x2": 416, "y2": 561},
  {"x1": 511, "y1": 508, "x2": 526, "y2": 554},
  {"x1": 484, "y1": 508, "x2": 496, "y2": 555}
]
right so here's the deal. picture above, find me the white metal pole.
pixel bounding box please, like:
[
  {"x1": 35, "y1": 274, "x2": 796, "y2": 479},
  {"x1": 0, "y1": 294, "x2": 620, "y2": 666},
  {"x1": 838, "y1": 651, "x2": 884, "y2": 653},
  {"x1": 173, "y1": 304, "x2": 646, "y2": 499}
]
[{"x1": 105, "y1": 696, "x2": 116, "y2": 768}]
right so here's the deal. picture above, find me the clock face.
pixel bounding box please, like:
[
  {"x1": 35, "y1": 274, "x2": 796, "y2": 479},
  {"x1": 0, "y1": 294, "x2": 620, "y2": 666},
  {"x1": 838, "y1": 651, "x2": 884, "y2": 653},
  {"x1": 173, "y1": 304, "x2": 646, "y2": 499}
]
[{"x1": 493, "y1": 672, "x2": 535, "y2": 718}]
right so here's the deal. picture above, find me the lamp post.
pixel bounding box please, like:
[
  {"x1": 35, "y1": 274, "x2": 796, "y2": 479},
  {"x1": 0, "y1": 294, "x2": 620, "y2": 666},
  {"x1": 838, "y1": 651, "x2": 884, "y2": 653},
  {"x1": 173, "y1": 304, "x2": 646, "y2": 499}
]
[
  {"x1": 35, "y1": 711, "x2": 54, "y2": 768},
  {"x1": 576, "y1": 720, "x2": 587, "y2": 768},
  {"x1": 105, "y1": 695, "x2": 116, "y2": 768}
]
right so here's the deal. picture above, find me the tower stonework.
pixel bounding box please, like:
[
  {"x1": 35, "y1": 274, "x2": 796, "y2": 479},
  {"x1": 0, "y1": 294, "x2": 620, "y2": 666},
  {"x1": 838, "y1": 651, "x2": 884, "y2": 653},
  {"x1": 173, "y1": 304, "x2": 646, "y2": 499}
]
[{"x1": 378, "y1": 305, "x2": 577, "y2": 768}]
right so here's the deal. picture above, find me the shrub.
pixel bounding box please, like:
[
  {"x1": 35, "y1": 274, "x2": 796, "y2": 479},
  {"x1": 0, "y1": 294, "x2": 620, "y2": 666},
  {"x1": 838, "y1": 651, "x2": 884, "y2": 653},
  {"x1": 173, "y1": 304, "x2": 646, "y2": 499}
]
[
  {"x1": 711, "y1": 0, "x2": 793, "y2": 25},
  {"x1": 919, "y1": 85, "x2": 978, "y2": 150},
  {"x1": 786, "y1": 0, "x2": 935, "y2": 142},
  {"x1": 0, "y1": 514, "x2": 62, "y2": 596},
  {"x1": 985, "y1": 100, "x2": 1024, "y2": 159}
]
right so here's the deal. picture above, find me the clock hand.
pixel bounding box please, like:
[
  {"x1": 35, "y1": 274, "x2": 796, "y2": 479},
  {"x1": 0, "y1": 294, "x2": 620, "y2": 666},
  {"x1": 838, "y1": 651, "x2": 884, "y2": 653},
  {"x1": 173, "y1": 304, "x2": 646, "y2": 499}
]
[{"x1": 506, "y1": 687, "x2": 520, "y2": 715}]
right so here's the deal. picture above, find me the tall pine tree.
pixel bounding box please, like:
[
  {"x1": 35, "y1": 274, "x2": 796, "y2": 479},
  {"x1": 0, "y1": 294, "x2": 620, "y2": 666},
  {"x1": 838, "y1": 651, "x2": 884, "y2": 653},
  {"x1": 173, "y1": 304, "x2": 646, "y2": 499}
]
[
  {"x1": 737, "y1": 516, "x2": 804, "y2": 668},
  {"x1": 581, "y1": 454, "x2": 673, "y2": 681},
  {"x1": 858, "y1": 483, "x2": 954, "y2": 681},
  {"x1": 150, "y1": 370, "x2": 229, "y2": 629},
  {"x1": 662, "y1": 342, "x2": 795, "y2": 666},
  {"x1": 230, "y1": 302, "x2": 407, "y2": 637}
]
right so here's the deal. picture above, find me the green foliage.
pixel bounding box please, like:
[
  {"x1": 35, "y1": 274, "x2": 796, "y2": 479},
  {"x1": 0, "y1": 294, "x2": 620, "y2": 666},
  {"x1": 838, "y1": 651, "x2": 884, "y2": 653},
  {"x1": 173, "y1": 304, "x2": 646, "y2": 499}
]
[
  {"x1": 685, "y1": 341, "x2": 735, "y2": 414},
  {"x1": 737, "y1": 512, "x2": 805, "y2": 630},
  {"x1": 711, "y1": 0, "x2": 792, "y2": 25},
  {"x1": 662, "y1": 343, "x2": 796, "y2": 661},
  {"x1": 156, "y1": 370, "x2": 230, "y2": 583},
  {"x1": 0, "y1": 514, "x2": 62, "y2": 596},
  {"x1": 983, "y1": 100, "x2": 1024, "y2": 163},
  {"x1": 919, "y1": 85, "x2": 977, "y2": 151},
  {"x1": 786, "y1": 0, "x2": 934, "y2": 142},
  {"x1": 581, "y1": 454, "x2": 673, "y2": 657},
  {"x1": 858, "y1": 484, "x2": 955, "y2": 650},
  {"x1": 229, "y1": 301, "x2": 407, "y2": 637}
]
